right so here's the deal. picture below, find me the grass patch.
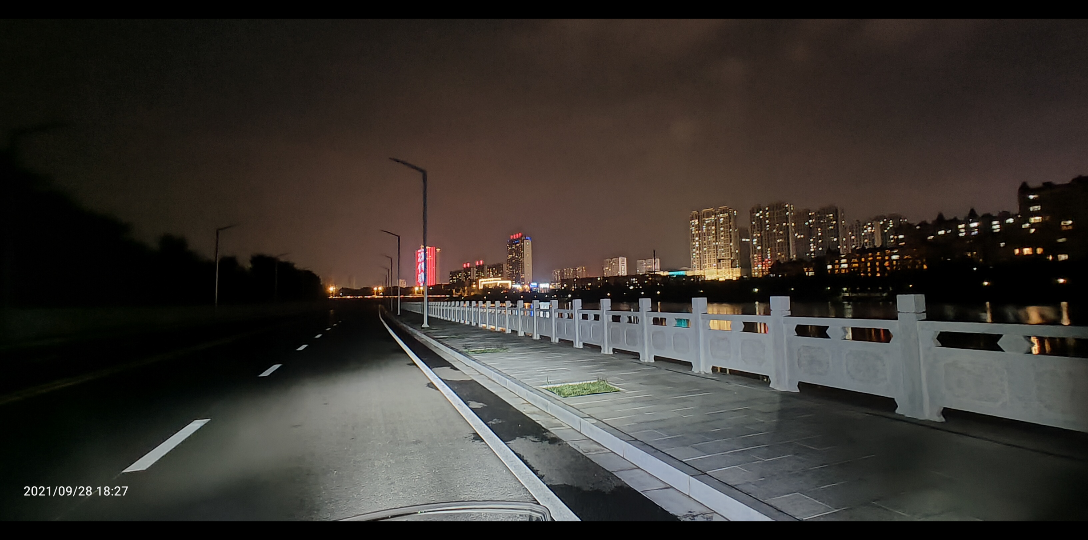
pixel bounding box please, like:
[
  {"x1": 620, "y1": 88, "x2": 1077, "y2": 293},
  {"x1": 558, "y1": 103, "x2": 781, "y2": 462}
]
[
  {"x1": 542, "y1": 379, "x2": 620, "y2": 398},
  {"x1": 463, "y1": 347, "x2": 507, "y2": 354}
]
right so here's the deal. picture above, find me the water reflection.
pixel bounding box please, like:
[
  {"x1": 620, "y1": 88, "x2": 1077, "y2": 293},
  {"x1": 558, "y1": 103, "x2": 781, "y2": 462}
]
[{"x1": 590, "y1": 300, "x2": 1079, "y2": 325}]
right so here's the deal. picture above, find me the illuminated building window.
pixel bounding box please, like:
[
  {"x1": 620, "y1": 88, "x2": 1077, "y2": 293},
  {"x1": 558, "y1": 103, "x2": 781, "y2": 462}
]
[
  {"x1": 1029, "y1": 216, "x2": 1042, "y2": 223},
  {"x1": 1029, "y1": 205, "x2": 1041, "y2": 212},
  {"x1": 1037, "y1": 247, "x2": 1043, "y2": 254},
  {"x1": 1022, "y1": 223, "x2": 1030, "y2": 228},
  {"x1": 1058, "y1": 254, "x2": 1069, "y2": 261},
  {"x1": 1058, "y1": 238, "x2": 1067, "y2": 243},
  {"x1": 1028, "y1": 194, "x2": 1038, "y2": 199}
]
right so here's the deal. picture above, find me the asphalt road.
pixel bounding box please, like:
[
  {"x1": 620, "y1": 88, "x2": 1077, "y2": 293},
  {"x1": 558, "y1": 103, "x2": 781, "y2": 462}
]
[{"x1": 0, "y1": 299, "x2": 675, "y2": 520}]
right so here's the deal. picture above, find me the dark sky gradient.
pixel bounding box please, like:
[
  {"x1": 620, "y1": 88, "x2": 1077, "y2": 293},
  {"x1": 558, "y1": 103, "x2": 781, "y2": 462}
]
[{"x1": 4, "y1": 20, "x2": 1087, "y2": 287}]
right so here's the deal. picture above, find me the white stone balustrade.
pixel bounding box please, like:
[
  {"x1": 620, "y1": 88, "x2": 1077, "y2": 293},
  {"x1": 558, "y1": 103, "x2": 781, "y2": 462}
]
[{"x1": 400, "y1": 295, "x2": 1088, "y2": 433}]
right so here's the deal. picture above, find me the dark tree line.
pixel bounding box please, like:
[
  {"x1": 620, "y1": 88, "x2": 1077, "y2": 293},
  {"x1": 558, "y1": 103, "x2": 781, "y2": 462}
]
[{"x1": 1, "y1": 150, "x2": 324, "y2": 309}]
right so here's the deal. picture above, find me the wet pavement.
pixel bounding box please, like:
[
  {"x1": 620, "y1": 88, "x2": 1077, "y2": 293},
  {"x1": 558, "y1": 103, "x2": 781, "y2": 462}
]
[
  {"x1": 395, "y1": 309, "x2": 1088, "y2": 521},
  {"x1": 387, "y1": 320, "x2": 684, "y2": 520}
]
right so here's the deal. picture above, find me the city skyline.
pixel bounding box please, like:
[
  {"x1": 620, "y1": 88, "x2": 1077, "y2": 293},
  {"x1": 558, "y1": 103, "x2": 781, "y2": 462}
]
[{"x1": 3, "y1": 20, "x2": 1087, "y2": 286}]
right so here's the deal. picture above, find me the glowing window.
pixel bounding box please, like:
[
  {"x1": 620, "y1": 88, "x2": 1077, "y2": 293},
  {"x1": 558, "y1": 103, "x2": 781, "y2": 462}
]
[
  {"x1": 1058, "y1": 254, "x2": 1069, "y2": 261},
  {"x1": 1029, "y1": 205, "x2": 1041, "y2": 212}
]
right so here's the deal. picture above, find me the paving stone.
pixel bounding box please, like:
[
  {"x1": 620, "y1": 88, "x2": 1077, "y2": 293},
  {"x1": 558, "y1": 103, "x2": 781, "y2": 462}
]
[
  {"x1": 614, "y1": 468, "x2": 670, "y2": 492},
  {"x1": 663, "y1": 445, "x2": 708, "y2": 461},
  {"x1": 768, "y1": 492, "x2": 836, "y2": 519},
  {"x1": 806, "y1": 503, "x2": 915, "y2": 521},
  {"x1": 684, "y1": 448, "x2": 766, "y2": 471},
  {"x1": 586, "y1": 452, "x2": 638, "y2": 472},
  {"x1": 708, "y1": 466, "x2": 765, "y2": 485},
  {"x1": 641, "y1": 487, "x2": 713, "y2": 518},
  {"x1": 567, "y1": 439, "x2": 610, "y2": 455}
]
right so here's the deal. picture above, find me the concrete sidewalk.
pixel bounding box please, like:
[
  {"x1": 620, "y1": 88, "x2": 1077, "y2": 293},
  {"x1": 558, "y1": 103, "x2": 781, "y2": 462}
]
[{"x1": 396, "y1": 311, "x2": 1088, "y2": 521}]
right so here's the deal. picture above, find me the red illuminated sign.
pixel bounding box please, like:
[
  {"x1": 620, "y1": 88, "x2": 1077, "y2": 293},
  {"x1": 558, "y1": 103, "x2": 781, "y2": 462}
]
[{"x1": 416, "y1": 246, "x2": 438, "y2": 287}]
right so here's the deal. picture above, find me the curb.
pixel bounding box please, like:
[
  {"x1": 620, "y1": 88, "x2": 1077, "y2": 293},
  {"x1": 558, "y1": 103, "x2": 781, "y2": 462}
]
[
  {"x1": 379, "y1": 312, "x2": 579, "y2": 521},
  {"x1": 389, "y1": 314, "x2": 794, "y2": 522}
]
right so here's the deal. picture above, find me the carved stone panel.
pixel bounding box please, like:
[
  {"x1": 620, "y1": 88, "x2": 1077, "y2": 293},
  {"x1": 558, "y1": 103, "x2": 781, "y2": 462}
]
[{"x1": 797, "y1": 345, "x2": 830, "y2": 377}]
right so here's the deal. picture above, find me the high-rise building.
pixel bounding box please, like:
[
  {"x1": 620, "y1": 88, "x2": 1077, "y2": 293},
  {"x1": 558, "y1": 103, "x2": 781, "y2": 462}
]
[
  {"x1": 688, "y1": 206, "x2": 741, "y2": 280},
  {"x1": 506, "y1": 233, "x2": 532, "y2": 285},
  {"x1": 738, "y1": 227, "x2": 752, "y2": 277},
  {"x1": 486, "y1": 262, "x2": 505, "y2": 279},
  {"x1": 636, "y1": 258, "x2": 661, "y2": 274},
  {"x1": 603, "y1": 257, "x2": 627, "y2": 277},
  {"x1": 750, "y1": 202, "x2": 794, "y2": 277},
  {"x1": 556, "y1": 266, "x2": 589, "y2": 280},
  {"x1": 816, "y1": 205, "x2": 847, "y2": 255},
  {"x1": 554, "y1": 266, "x2": 588, "y2": 285},
  {"x1": 791, "y1": 205, "x2": 847, "y2": 259},
  {"x1": 793, "y1": 208, "x2": 817, "y2": 260},
  {"x1": 415, "y1": 246, "x2": 440, "y2": 287}
]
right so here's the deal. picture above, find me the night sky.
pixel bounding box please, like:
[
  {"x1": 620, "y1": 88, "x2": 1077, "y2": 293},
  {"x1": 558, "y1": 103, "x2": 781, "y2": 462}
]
[{"x1": 3, "y1": 20, "x2": 1087, "y2": 287}]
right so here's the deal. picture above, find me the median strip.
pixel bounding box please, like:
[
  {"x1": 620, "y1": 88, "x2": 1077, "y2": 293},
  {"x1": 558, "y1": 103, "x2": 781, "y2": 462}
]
[{"x1": 123, "y1": 419, "x2": 209, "y2": 473}]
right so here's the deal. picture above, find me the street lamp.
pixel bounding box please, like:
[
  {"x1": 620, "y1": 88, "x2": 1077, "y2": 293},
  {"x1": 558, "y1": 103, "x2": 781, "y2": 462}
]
[
  {"x1": 383, "y1": 254, "x2": 394, "y2": 312},
  {"x1": 273, "y1": 252, "x2": 288, "y2": 303},
  {"x1": 390, "y1": 157, "x2": 428, "y2": 328},
  {"x1": 379, "y1": 264, "x2": 391, "y2": 308},
  {"x1": 380, "y1": 229, "x2": 401, "y2": 315},
  {"x1": 214, "y1": 224, "x2": 238, "y2": 310}
]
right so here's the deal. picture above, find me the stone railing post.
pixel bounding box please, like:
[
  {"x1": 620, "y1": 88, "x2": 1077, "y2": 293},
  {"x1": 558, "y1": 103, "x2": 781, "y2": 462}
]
[
  {"x1": 504, "y1": 301, "x2": 512, "y2": 333},
  {"x1": 472, "y1": 301, "x2": 479, "y2": 327},
  {"x1": 550, "y1": 300, "x2": 559, "y2": 343},
  {"x1": 600, "y1": 298, "x2": 612, "y2": 354},
  {"x1": 895, "y1": 294, "x2": 942, "y2": 421},
  {"x1": 488, "y1": 301, "x2": 495, "y2": 329},
  {"x1": 693, "y1": 297, "x2": 709, "y2": 374},
  {"x1": 532, "y1": 300, "x2": 541, "y2": 339},
  {"x1": 769, "y1": 296, "x2": 798, "y2": 392},
  {"x1": 572, "y1": 299, "x2": 583, "y2": 348},
  {"x1": 638, "y1": 298, "x2": 653, "y2": 362},
  {"x1": 517, "y1": 300, "x2": 525, "y2": 336}
]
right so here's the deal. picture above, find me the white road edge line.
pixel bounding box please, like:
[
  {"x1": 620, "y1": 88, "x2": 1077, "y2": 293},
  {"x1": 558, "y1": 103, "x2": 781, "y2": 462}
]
[
  {"x1": 379, "y1": 312, "x2": 579, "y2": 522},
  {"x1": 123, "y1": 419, "x2": 209, "y2": 473},
  {"x1": 259, "y1": 364, "x2": 282, "y2": 377},
  {"x1": 297, "y1": 344, "x2": 308, "y2": 351}
]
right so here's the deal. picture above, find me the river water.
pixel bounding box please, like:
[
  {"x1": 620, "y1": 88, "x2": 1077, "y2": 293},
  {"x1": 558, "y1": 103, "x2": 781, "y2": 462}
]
[{"x1": 573, "y1": 300, "x2": 1079, "y2": 326}]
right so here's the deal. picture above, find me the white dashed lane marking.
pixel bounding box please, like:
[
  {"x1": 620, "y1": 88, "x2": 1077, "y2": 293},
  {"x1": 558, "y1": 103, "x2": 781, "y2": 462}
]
[{"x1": 123, "y1": 420, "x2": 209, "y2": 473}]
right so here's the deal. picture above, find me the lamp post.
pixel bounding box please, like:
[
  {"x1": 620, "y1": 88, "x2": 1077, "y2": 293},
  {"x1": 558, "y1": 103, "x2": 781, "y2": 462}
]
[
  {"x1": 273, "y1": 253, "x2": 289, "y2": 303},
  {"x1": 379, "y1": 265, "x2": 391, "y2": 310},
  {"x1": 390, "y1": 158, "x2": 428, "y2": 328},
  {"x1": 380, "y1": 229, "x2": 401, "y2": 315},
  {"x1": 214, "y1": 224, "x2": 237, "y2": 310},
  {"x1": 383, "y1": 254, "x2": 394, "y2": 312}
]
